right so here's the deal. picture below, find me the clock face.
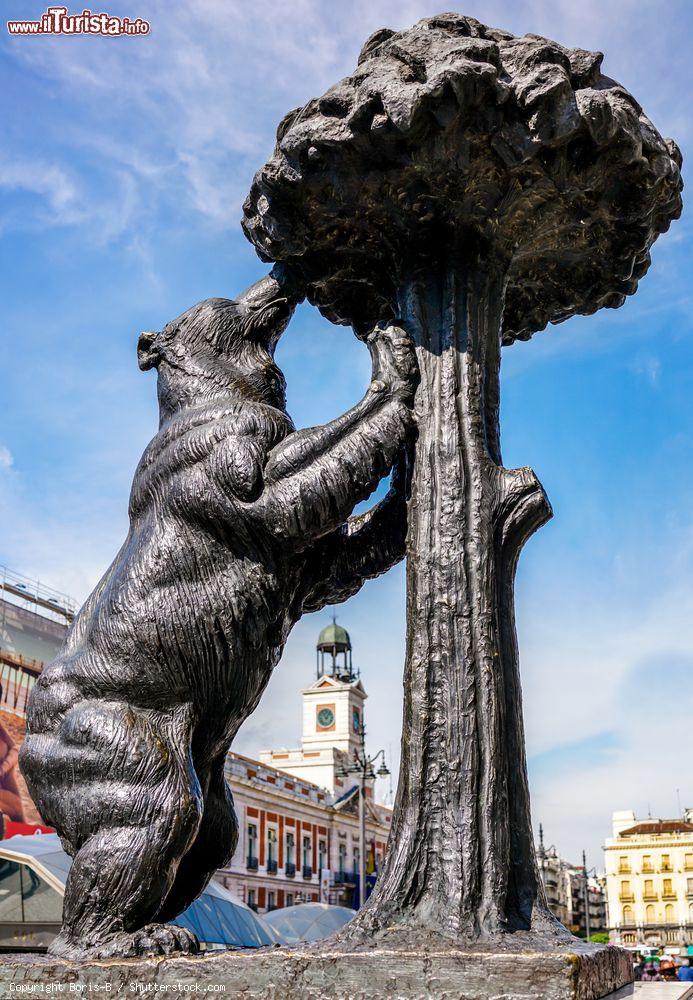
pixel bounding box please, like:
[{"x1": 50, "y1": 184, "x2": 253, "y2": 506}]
[{"x1": 316, "y1": 706, "x2": 335, "y2": 730}]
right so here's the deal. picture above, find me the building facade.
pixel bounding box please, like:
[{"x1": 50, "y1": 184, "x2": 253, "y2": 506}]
[
  {"x1": 217, "y1": 622, "x2": 392, "y2": 913},
  {"x1": 0, "y1": 567, "x2": 74, "y2": 828},
  {"x1": 537, "y1": 827, "x2": 607, "y2": 937},
  {"x1": 604, "y1": 809, "x2": 693, "y2": 951},
  {"x1": 219, "y1": 749, "x2": 391, "y2": 913}
]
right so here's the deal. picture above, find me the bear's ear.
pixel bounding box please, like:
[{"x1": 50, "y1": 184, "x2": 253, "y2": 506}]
[{"x1": 137, "y1": 330, "x2": 161, "y2": 371}]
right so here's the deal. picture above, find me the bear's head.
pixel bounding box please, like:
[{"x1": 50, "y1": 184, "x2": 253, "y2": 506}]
[{"x1": 137, "y1": 267, "x2": 302, "y2": 420}]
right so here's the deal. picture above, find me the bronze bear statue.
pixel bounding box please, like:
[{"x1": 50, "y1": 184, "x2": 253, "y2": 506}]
[{"x1": 20, "y1": 268, "x2": 417, "y2": 960}]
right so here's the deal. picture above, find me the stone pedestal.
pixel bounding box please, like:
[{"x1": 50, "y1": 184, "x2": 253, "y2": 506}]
[{"x1": 0, "y1": 941, "x2": 632, "y2": 999}]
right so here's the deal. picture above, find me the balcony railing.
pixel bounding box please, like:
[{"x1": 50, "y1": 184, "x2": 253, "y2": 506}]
[
  {"x1": 642, "y1": 866, "x2": 654, "y2": 874},
  {"x1": 618, "y1": 867, "x2": 631, "y2": 874},
  {"x1": 662, "y1": 891, "x2": 677, "y2": 900},
  {"x1": 661, "y1": 865, "x2": 673, "y2": 873},
  {"x1": 619, "y1": 894, "x2": 635, "y2": 902},
  {"x1": 247, "y1": 856, "x2": 258, "y2": 871},
  {"x1": 335, "y1": 869, "x2": 357, "y2": 885},
  {"x1": 643, "y1": 893, "x2": 658, "y2": 901},
  {"x1": 302, "y1": 865, "x2": 313, "y2": 879},
  {"x1": 284, "y1": 862, "x2": 296, "y2": 877},
  {"x1": 267, "y1": 859, "x2": 278, "y2": 874}
]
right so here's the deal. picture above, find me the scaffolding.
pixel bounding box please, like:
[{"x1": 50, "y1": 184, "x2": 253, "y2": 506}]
[
  {"x1": 0, "y1": 566, "x2": 76, "y2": 718},
  {"x1": 0, "y1": 566, "x2": 76, "y2": 626}
]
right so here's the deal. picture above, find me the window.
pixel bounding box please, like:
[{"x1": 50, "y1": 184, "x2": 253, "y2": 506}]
[
  {"x1": 247, "y1": 888, "x2": 256, "y2": 910},
  {"x1": 620, "y1": 880, "x2": 632, "y2": 899},
  {"x1": 286, "y1": 832, "x2": 295, "y2": 865},
  {"x1": 267, "y1": 828, "x2": 277, "y2": 865},
  {"x1": 644, "y1": 879, "x2": 655, "y2": 898},
  {"x1": 286, "y1": 892, "x2": 294, "y2": 907},
  {"x1": 338, "y1": 843, "x2": 347, "y2": 875},
  {"x1": 302, "y1": 836, "x2": 311, "y2": 868},
  {"x1": 663, "y1": 878, "x2": 674, "y2": 897},
  {"x1": 661, "y1": 854, "x2": 672, "y2": 872},
  {"x1": 267, "y1": 890, "x2": 276, "y2": 911},
  {"x1": 618, "y1": 855, "x2": 630, "y2": 873},
  {"x1": 0, "y1": 861, "x2": 63, "y2": 924},
  {"x1": 247, "y1": 823, "x2": 258, "y2": 862},
  {"x1": 643, "y1": 854, "x2": 653, "y2": 872},
  {"x1": 0, "y1": 861, "x2": 23, "y2": 922},
  {"x1": 645, "y1": 904, "x2": 656, "y2": 924},
  {"x1": 318, "y1": 839, "x2": 327, "y2": 872},
  {"x1": 354, "y1": 847, "x2": 360, "y2": 874},
  {"x1": 687, "y1": 878, "x2": 693, "y2": 895},
  {"x1": 665, "y1": 903, "x2": 675, "y2": 924},
  {"x1": 19, "y1": 866, "x2": 62, "y2": 923},
  {"x1": 685, "y1": 853, "x2": 693, "y2": 871},
  {"x1": 622, "y1": 906, "x2": 634, "y2": 926}
]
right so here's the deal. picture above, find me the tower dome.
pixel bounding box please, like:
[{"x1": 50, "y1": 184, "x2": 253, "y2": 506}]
[
  {"x1": 316, "y1": 617, "x2": 355, "y2": 682},
  {"x1": 317, "y1": 622, "x2": 351, "y2": 651}
]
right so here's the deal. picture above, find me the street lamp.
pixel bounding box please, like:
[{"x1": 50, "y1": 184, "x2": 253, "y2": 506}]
[
  {"x1": 336, "y1": 722, "x2": 389, "y2": 909},
  {"x1": 582, "y1": 850, "x2": 600, "y2": 942}
]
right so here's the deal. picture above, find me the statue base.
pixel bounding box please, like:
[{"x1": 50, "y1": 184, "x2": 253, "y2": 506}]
[{"x1": 0, "y1": 939, "x2": 632, "y2": 999}]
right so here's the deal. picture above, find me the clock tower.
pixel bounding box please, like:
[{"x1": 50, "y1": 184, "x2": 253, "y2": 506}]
[
  {"x1": 300, "y1": 621, "x2": 366, "y2": 759},
  {"x1": 259, "y1": 620, "x2": 369, "y2": 793}
]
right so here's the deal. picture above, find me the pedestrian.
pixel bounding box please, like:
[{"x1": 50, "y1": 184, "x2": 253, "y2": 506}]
[
  {"x1": 641, "y1": 963, "x2": 662, "y2": 982},
  {"x1": 678, "y1": 961, "x2": 693, "y2": 983}
]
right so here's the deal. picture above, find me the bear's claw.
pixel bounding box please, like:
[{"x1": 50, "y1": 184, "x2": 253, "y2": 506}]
[{"x1": 49, "y1": 923, "x2": 200, "y2": 961}]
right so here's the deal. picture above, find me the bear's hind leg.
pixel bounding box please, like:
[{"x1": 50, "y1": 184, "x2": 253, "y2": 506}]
[
  {"x1": 44, "y1": 701, "x2": 204, "y2": 960},
  {"x1": 157, "y1": 757, "x2": 238, "y2": 922},
  {"x1": 51, "y1": 820, "x2": 202, "y2": 960}
]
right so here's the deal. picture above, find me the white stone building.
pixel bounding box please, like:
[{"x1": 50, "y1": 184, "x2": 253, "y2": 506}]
[{"x1": 604, "y1": 809, "x2": 693, "y2": 951}]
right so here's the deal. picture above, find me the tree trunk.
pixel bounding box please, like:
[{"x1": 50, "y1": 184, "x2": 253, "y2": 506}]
[{"x1": 345, "y1": 254, "x2": 557, "y2": 945}]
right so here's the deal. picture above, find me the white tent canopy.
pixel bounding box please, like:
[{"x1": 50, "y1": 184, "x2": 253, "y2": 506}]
[{"x1": 263, "y1": 902, "x2": 354, "y2": 943}]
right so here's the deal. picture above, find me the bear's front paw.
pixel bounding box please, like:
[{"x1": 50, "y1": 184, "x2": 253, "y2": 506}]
[{"x1": 367, "y1": 322, "x2": 418, "y2": 404}]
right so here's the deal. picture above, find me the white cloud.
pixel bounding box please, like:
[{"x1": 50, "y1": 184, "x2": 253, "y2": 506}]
[
  {"x1": 0, "y1": 159, "x2": 78, "y2": 225},
  {"x1": 0, "y1": 446, "x2": 13, "y2": 470},
  {"x1": 517, "y1": 523, "x2": 693, "y2": 863}
]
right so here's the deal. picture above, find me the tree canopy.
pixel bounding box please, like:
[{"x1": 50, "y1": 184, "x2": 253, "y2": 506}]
[{"x1": 243, "y1": 13, "x2": 682, "y2": 342}]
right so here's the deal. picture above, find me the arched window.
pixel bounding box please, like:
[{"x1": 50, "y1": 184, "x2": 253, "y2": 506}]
[
  {"x1": 622, "y1": 906, "x2": 634, "y2": 926},
  {"x1": 665, "y1": 903, "x2": 675, "y2": 924},
  {"x1": 645, "y1": 904, "x2": 656, "y2": 924}
]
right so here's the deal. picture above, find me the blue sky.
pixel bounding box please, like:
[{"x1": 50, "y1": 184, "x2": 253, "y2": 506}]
[{"x1": 1, "y1": 0, "x2": 691, "y2": 867}]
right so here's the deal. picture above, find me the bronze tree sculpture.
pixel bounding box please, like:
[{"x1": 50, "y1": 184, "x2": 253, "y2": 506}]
[
  {"x1": 243, "y1": 13, "x2": 682, "y2": 946},
  {"x1": 20, "y1": 269, "x2": 417, "y2": 959}
]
